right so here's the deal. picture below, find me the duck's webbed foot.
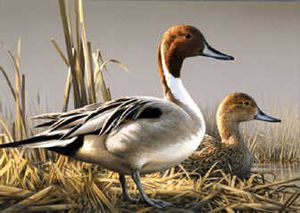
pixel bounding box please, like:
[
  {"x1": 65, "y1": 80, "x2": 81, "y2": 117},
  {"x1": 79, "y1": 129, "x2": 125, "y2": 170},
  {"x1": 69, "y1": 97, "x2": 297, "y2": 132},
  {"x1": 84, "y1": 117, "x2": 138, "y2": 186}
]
[
  {"x1": 131, "y1": 170, "x2": 173, "y2": 208},
  {"x1": 144, "y1": 198, "x2": 173, "y2": 208}
]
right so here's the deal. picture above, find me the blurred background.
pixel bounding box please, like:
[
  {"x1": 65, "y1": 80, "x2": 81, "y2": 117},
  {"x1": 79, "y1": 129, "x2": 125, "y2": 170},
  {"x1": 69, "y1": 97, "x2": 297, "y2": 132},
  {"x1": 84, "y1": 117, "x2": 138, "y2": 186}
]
[{"x1": 0, "y1": 0, "x2": 299, "y2": 114}]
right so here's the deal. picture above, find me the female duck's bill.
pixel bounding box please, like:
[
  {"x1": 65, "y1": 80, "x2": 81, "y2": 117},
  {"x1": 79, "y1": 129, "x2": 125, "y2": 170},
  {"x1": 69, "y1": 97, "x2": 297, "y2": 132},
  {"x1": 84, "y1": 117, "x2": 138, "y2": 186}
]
[{"x1": 255, "y1": 110, "x2": 281, "y2": 122}]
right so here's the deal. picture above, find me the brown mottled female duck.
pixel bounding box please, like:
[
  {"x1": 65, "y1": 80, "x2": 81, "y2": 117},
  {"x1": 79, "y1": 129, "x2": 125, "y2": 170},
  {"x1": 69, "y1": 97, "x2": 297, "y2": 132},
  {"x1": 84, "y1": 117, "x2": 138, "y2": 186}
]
[{"x1": 186, "y1": 93, "x2": 281, "y2": 179}]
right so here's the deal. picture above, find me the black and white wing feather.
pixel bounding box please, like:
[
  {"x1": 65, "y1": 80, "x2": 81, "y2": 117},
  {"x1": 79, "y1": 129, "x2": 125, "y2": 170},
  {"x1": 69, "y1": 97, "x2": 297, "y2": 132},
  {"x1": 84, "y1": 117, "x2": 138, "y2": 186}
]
[{"x1": 0, "y1": 97, "x2": 165, "y2": 149}]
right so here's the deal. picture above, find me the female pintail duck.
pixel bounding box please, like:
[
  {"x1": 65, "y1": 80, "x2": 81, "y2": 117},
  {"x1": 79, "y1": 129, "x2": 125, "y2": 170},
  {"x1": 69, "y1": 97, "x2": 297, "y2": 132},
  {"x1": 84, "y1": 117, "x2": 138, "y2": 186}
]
[
  {"x1": 0, "y1": 25, "x2": 234, "y2": 208},
  {"x1": 186, "y1": 93, "x2": 281, "y2": 179}
]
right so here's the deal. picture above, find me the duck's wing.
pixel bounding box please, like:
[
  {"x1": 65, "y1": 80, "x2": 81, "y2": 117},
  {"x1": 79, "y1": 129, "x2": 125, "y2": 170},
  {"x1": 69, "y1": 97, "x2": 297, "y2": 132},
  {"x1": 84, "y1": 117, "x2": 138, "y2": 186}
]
[
  {"x1": 57, "y1": 97, "x2": 166, "y2": 139},
  {"x1": 32, "y1": 102, "x2": 103, "y2": 128},
  {"x1": 0, "y1": 96, "x2": 172, "y2": 149},
  {"x1": 188, "y1": 134, "x2": 221, "y2": 161}
]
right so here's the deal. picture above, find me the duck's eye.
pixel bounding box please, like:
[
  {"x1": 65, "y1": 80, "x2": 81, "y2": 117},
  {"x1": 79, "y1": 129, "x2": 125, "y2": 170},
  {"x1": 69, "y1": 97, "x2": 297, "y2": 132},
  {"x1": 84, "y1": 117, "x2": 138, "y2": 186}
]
[
  {"x1": 185, "y1": 34, "x2": 192, "y2": 39},
  {"x1": 244, "y1": 101, "x2": 250, "y2": 106}
]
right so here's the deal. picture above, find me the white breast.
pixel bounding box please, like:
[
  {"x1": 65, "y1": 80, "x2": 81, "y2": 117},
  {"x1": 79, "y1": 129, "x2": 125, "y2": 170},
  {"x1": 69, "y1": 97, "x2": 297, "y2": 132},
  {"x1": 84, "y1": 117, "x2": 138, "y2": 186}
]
[{"x1": 140, "y1": 128, "x2": 205, "y2": 173}]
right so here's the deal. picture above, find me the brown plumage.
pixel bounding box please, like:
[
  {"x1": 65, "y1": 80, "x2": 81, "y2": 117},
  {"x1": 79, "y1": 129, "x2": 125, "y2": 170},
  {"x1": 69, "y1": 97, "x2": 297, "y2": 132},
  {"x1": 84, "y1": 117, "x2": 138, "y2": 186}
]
[{"x1": 184, "y1": 93, "x2": 281, "y2": 179}]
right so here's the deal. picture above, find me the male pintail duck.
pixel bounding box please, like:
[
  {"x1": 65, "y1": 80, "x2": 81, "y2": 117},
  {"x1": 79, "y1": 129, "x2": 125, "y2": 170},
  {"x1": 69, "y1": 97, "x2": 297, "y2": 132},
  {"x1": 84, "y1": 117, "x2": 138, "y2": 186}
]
[
  {"x1": 186, "y1": 93, "x2": 281, "y2": 179},
  {"x1": 0, "y1": 25, "x2": 234, "y2": 208}
]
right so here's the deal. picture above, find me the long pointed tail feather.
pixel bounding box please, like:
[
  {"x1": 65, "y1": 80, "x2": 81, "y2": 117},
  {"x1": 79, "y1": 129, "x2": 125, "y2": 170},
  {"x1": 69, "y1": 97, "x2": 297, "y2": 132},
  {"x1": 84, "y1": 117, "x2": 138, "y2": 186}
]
[{"x1": 0, "y1": 135, "x2": 75, "y2": 148}]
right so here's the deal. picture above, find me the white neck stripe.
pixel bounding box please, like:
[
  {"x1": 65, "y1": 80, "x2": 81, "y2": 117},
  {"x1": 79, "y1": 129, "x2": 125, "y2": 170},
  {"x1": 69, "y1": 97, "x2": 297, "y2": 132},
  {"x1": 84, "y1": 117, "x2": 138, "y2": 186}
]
[{"x1": 160, "y1": 40, "x2": 201, "y2": 117}]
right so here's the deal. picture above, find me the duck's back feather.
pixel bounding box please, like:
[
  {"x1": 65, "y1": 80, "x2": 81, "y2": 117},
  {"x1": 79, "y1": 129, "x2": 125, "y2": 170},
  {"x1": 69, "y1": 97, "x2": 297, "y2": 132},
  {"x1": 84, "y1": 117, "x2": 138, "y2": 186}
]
[{"x1": 185, "y1": 134, "x2": 253, "y2": 179}]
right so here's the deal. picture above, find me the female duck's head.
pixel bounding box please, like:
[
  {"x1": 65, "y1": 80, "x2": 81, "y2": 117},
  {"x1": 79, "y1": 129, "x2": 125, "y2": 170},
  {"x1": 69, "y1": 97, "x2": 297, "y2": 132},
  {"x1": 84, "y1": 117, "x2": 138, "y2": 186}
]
[{"x1": 217, "y1": 93, "x2": 281, "y2": 123}]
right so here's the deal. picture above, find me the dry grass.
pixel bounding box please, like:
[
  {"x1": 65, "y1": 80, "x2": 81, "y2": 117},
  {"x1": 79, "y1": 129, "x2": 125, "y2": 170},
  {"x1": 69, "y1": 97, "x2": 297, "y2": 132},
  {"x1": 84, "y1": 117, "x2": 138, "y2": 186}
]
[
  {"x1": 55, "y1": 0, "x2": 128, "y2": 110},
  {"x1": 0, "y1": 0, "x2": 299, "y2": 212},
  {"x1": 0, "y1": 144, "x2": 299, "y2": 212}
]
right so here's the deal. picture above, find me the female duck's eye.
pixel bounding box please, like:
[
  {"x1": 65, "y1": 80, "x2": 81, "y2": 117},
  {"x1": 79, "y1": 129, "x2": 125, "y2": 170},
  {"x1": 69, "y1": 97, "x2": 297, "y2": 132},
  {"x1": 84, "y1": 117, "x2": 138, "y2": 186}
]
[
  {"x1": 185, "y1": 34, "x2": 191, "y2": 39},
  {"x1": 244, "y1": 101, "x2": 250, "y2": 106}
]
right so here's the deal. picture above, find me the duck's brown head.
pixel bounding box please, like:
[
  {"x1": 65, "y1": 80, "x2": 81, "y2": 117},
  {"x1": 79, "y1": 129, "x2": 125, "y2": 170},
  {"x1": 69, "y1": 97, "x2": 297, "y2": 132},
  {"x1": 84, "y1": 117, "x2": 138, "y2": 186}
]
[
  {"x1": 160, "y1": 25, "x2": 234, "y2": 65},
  {"x1": 217, "y1": 93, "x2": 281, "y2": 123},
  {"x1": 158, "y1": 25, "x2": 234, "y2": 105},
  {"x1": 159, "y1": 25, "x2": 234, "y2": 82}
]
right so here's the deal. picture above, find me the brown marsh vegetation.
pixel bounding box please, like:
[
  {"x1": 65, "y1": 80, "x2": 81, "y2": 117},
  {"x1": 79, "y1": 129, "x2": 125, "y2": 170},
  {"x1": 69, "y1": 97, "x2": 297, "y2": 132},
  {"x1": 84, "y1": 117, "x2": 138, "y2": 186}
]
[{"x1": 0, "y1": 0, "x2": 299, "y2": 212}]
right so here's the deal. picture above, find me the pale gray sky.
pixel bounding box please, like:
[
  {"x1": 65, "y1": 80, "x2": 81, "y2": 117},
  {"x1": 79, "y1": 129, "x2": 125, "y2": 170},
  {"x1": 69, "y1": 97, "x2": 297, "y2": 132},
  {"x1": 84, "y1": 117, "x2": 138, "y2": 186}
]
[{"x1": 0, "y1": 0, "x2": 299, "y2": 114}]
